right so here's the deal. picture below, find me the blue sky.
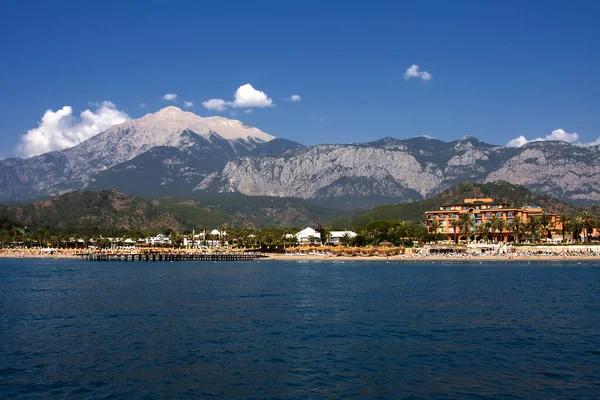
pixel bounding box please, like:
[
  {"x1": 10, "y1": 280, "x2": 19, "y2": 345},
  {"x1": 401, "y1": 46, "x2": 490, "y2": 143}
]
[{"x1": 1, "y1": 0, "x2": 599, "y2": 157}]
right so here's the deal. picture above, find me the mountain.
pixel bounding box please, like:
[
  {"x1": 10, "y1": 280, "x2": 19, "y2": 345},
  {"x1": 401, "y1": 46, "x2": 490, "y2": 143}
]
[
  {"x1": 0, "y1": 190, "x2": 348, "y2": 234},
  {"x1": 331, "y1": 181, "x2": 588, "y2": 229},
  {"x1": 196, "y1": 136, "x2": 600, "y2": 207},
  {"x1": 0, "y1": 107, "x2": 278, "y2": 201},
  {"x1": 2, "y1": 108, "x2": 600, "y2": 208}
]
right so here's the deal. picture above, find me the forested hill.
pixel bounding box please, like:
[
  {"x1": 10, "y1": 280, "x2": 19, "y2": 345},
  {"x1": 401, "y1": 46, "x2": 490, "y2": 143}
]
[
  {"x1": 0, "y1": 190, "x2": 348, "y2": 234},
  {"x1": 331, "y1": 181, "x2": 587, "y2": 229}
]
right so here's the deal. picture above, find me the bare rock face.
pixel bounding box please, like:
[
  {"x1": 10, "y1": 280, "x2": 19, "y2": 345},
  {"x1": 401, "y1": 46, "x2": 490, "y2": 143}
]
[
  {"x1": 196, "y1": 137, "x2": 600, "y2": 206},
  {"x1": 484, "y1": 142, "x2": 600, "y2": 202},
  {"x1": 196, "y1": 144, "x2": 443, "y2": 199}
]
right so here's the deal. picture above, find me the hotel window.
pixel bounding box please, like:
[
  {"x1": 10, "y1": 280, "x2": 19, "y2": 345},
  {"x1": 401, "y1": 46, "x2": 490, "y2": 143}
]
[
  {"x1": 476, "y1": 220, "x2": 482, "y2": 225},
  {"x1": 462, "y1": 206, "x2": 468, "y2": 210},
  {"x1": 507, "y1": 212, "x2": 514, "y2": 217},
  {"x1": 496, "y1": 212, "x2": 503, "y2": 217},
  {"x1": 450, "y1": 214, "x2": 457, "y2": 219},
  {"x1": 476, "y1": 206, "x2": 481, "y2": 210},
  {"x1": 476, "y1": 214, "x2": 482, "y2": 218},
  {"x1": 440, "y1": 215, "x2": 447, "y2": 219},
  {"x1": 491, "y1": 205, "x2": 499, "y2": 209},
  {"x1": 485, "y1": 213, "x2": 491, "y2": 217},
  {"x1": 507, "y1": 218, "x2": 514, "y2": 223}
]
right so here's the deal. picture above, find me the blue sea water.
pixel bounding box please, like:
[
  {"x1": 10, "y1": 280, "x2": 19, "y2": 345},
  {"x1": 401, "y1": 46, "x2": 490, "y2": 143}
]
[{"x1": 0, "y1": 259, "x2": 599, "y2": 399}]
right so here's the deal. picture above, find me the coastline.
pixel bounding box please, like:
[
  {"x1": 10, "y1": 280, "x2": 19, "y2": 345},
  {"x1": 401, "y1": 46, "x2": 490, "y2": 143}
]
[
  {"x1": 263, "y1": 253, "x2": 600, "y2": 262},
  {"x1": 1, "y1": 248, "x2": 599, "y2": 263}
]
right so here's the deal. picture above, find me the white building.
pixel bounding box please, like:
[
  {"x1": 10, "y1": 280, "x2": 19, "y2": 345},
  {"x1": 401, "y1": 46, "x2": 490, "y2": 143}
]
[
  {"x1": 294, "y1": 227, "x2": 322, "y2": 245},
  {"x1": 137, "y1": 234, "x2": 171, "y2": 246},
  {"x1": 328, "y1": 230, "x2": 357, "y2": 245}
]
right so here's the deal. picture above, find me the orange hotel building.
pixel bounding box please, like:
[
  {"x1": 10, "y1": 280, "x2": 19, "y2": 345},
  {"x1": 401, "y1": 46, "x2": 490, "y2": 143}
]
[{"x1": 425, "y1": 198, "x2": 562, "y2": 242}]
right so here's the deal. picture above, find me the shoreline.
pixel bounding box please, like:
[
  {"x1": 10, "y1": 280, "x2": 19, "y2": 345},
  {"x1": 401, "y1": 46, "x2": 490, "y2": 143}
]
[
  {"x1": 264, "y1": 253, "x2": 600, "y2": 262},
  {"x1": 0, "y1": 250, "x2": 598, "y2": 263}
]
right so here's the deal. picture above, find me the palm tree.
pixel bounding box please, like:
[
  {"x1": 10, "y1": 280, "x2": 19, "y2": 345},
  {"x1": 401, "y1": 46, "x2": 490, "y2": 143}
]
[
  {"x1": 497, "y1": 219, "x2": 507, "y2": 243},
  {"x1": 579, "y1": 211, "x2": 595, "y2": 243},
  {"x1": 341, "y1": 233, "x2": 352, "y2": 246},
  {"x1": 428, "y1": 220, "x2": 441, "y2": 243},
  {"x1": 489, "y1": 215, "x2": 502, "y2": 242},
  {"x1": 476, "y1": 222, "x2": 489, "y2": 242},
  {"x1": 526, "y1": 216, "x2": 542, "y2": 243},
  {"x1": 539, "y1": 212, "x2": 553, "y2": 239},
  {"x1": 509, "y1": 216, "x2": 524, "y2": 243},
  {"x1": 570, "y1": 216, "x2": 584, "y2": 242},
  {"x1": 558, "y1": 213, "x2": 571, "y2": 242},
  {"x1": 450, "y1": 219, "x2": 461, "y2": 244},
  {"x1": 387, "y1": 226, "x2": 399, "y2": 245},
  {"x1": 358, "y1": 229, "x2": 369, "y2": 246},
  {"x1": 396, "y1": 221, "x2": 411, "y2": 247},
  {"x1": 429, "y1": 219, "x2": 441, "y2": 235},
  {"x1": 459, "y1": 213, "x2": 474, "y2": 242}
]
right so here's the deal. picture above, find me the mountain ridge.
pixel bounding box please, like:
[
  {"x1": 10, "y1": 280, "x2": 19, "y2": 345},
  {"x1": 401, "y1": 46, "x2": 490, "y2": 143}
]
[{"x1": 2, "y1": 107, "x2": 600, "y2": 207}]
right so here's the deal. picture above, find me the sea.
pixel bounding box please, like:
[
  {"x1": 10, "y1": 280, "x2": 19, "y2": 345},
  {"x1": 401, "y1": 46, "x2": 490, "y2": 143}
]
[{"x1": 1, "y1": 258, "x2": 599, "y2": 399}]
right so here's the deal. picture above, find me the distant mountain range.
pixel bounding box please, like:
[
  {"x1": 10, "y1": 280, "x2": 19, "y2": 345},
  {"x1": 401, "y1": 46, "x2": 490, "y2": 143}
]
[{"x1": 1, "y1": 106, "x2": 599, "y2": 208}]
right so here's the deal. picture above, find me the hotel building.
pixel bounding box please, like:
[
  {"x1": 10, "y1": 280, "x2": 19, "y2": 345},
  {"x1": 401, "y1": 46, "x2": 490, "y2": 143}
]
[{"x1": 425, "y1": 198, "x2": 562, "y2": 242}]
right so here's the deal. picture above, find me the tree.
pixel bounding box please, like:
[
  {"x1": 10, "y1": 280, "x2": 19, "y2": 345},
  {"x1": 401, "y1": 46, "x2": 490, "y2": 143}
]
[
  {"x1": 398, "y1": 221, "x2": 413, "y2": 247},
  {"x1": 429, "y1": 220, "x2": 441, "y2": 236},
  {"x1": 539, "y1": 212, "x2": 553, "y2": 239},
  {"x1": 341, "y1": 233, "x2": 352, "y2": 246},
  {"x1": 579, "y1": 211, "x2": 595, "y2": 243},
  {"x1": 476, "y1": 222, "x2": 488, "y2": 242},
  {"x1": 558, "y1": 213, "x2": 571, "y2": 242},
  {"x1": 450, "y1": 219, "x2": 461, "y2": 244},
  {"x1": 459, "y1": 213, "x2": 474, "y2": 242},
  {"x1": 570, "y1": 216, "x2": 584, "y2": 242},
  {"x1": 509, "y1": 216, "x2": 524, "y2": 243},
  {"x1": 526, "y1": 216, "x2": 542, "y2": 243}
]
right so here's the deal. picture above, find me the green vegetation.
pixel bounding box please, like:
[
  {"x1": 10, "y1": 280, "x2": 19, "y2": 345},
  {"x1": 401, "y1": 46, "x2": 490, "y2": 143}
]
[
  {"x1": 332, "y1": 181, "x2": 587, "y2": 228},
  {"x1": 0, "y1": 182, "x2": 598, "y2": 249}
]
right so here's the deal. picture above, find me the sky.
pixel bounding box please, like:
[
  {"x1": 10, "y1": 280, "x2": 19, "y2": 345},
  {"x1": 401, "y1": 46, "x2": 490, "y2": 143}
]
[{"x1": 1, "y1": 0, "x2": 599, "y2": 158}]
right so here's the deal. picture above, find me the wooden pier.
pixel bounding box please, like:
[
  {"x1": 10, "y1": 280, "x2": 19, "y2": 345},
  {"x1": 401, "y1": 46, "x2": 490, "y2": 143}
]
[{"x1": 79, "y1": 252, "x2": 266, "y2": 262}]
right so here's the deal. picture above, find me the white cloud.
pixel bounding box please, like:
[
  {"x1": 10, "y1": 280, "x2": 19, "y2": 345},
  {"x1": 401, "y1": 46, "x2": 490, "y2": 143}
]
[
  {"x1": 202, "y1": 98, "x2": 228, "y2": 111},
  {"x1": 506, "y1": 135, "x2": 530, "y2": 148},
  {"x1": 163, "y1": 93, "x2": 177, "y2": 101},
  {"x1": 289, "y1": 94, "x2": 301, "y2": 102},
  {"x1": 139, "y1": 103, "x2": 146, "y2": 108},
  {"x1": 16, "y1": 102, "x2": 130, "y2": 158},
  {"x1": 231, "y1": 83, "x2": 273, "y2": 108},
  {"x1": 201, "y1": 83, "x2": 274, "y2": 111},
  {"x1": 545, "y1": 128, "x2": 578, "y2": 143},
  {"x1": 403, "y1": 64, "x2": 432, "y2": 81},
  {"x1": 506, "y1": 129, "x2": 582, "y2": 148},
  {"x1": 244, "y1": 109, "x2": 253, "y2": 114},
  {"x1": 184, "y1": 101, "x2": 194, "y2": 108}
]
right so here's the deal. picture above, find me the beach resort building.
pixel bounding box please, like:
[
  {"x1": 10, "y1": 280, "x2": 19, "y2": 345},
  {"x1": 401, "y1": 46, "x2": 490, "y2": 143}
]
[
  {"x1": 328, "y1": 230, "x2": 357, "y2": 245},
  {"x1": 293, "y1": 227, "x2": 322, "y2": 245},
  {"x1": 425, "y1": 197, "x2": 562, "y2": 242}
]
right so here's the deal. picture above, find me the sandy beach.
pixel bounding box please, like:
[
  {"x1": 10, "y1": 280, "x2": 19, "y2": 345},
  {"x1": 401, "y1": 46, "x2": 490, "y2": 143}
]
[
  {"x1": 1, "y1": 247, "x2": 599, "y2": 263},
  {"x1": 264, "y1": 253, "x2": 600, "y2": 262}
]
